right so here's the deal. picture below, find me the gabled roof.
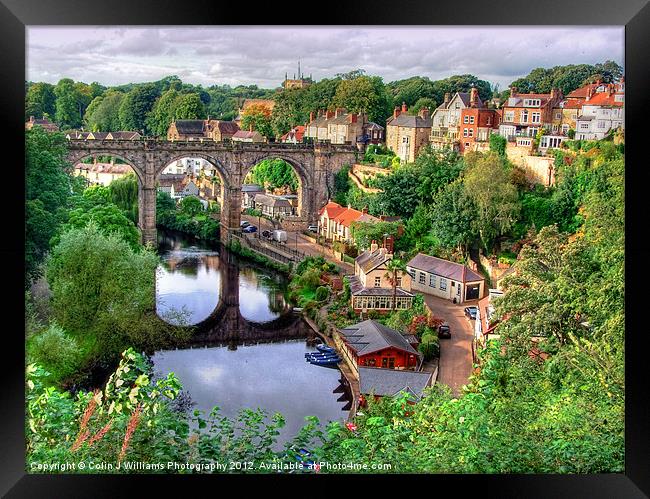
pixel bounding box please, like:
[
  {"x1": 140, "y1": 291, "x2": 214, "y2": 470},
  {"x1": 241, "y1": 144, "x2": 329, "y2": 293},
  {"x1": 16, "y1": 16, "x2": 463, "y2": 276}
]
[
  {"x1": 232, "y1": 130, "x2": 264, "y2": 140},
  {"x1": 254, "y1": 193, "x2": 292, "y2": 207},
  {"x1": 566, "y1": 83, "x2": 601, "y2": 99},
  {"x1": 583, "y1": 91, "x2": 624, "y2": 107},
  {"x1": 387, "y1": 113, "x2": 432, "y2": 128},
  {"x1": 107, "y1": 131, "x2": 141, "y2": 140},
  {"x1": 348, "y1": 275, "x2": 413, "y2": 298},
  {"x1": 280, "y1": 125, "x2": 305, "y2": 142},
  {"x1": 358, "y1": 367, "x2": 432, "y2": 399},
  {"x1": 407, "y1": 253, "x2": 484, "y2": 283},
  {"x1": 339, "y1": 319, "x2": 420, "y2": 357},
  {"x1": 214, "y1": 121, "x2": 240, "y2": 135},
  {"x1": 241, "y1": 184, "x2": 264, "y2": 193},
  {"x1": 319, "y1": 201, "x2": 346, "y2": 219},
  {"x1": 355, "y1": 248, "x2": 391, "y2": 274},
  {"x1": 174, "y1": 120, "x2": 206, "y2": 135}
]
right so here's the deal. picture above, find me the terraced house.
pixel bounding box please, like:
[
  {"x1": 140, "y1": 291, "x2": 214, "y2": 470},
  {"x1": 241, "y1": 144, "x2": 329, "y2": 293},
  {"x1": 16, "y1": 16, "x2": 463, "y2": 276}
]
[
  {"x1": 429, "y1": 92, "x2": 472, "y2": 152},
  {"x1": 498, "y1": 87, "x2": 564, "y2": 143},
  {"x1": 318, "y1": 201, "x2": 380, "y2": 245},
  {"x1": 386, "y1": 103, "x2": 432, "y2": 162}
]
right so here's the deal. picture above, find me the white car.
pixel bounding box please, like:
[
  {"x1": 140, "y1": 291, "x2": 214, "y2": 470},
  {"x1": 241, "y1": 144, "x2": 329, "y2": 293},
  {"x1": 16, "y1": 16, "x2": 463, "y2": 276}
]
[{"x1": 307, "y1": 225, "x2": 318, "y2": 233}]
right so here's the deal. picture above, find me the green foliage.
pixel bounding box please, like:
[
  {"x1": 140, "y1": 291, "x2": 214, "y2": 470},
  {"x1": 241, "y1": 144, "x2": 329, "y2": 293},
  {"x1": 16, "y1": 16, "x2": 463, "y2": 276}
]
[
  {"x1": 315, "y1": 286, "x2": 330, "y2": 302},
  {"x1": 25, "y1": 128, "x2": 73, "y2": 284},
  {"x1": 332, "y1": 165, "x2": 352, "y2": 205},
  {"x1": 429, "y1": 179, "x2": 477, "y2": 253},
  {"x1": 332, "y1": 75, "x2": 393, "y2": 124},
  {"x1": 418, "y1": 333, "x2": 439, "y2": 360},
  {"x1": 64, "y1": 203, "x2": 141, "y2": 251},
  {"x1": 180, "y1": 195, "x2": 204, "y2": 216},
  {"x1": 350, "y1": 220, "x2": 401, "y2": 251},
  {"x1": 84, "y1": 91, "x2": 125, "y2": 132},
  {"x1": 118, "y1": 84, "x2": 159, "y2": 133},
  {"x1": 54, "y1": 78, "x2": 84, "y2": 129},
  {"x1": 26, "y1": 82, "x2": 56, "y2": 121},
  {"x1": 489, "y1": 134, "x2": 507, "y2": 157},
  {"x1": 173, "y1": 93, "x2": 206, "y2": 120},
  {"x1": 147, "y1": 89, "x2": 180, "y2": 137},
  {"x1": 246, "y1": 159, "x2": 299, "y2": 193},
  {"x1": 241, "y1": 104, "x2": 274, "y2": 139},
  {"x1": 108, "y1": 173, "x2": 139, "y2": 224},
  {"x1": 28, "y1": 323, "x2": 80, "y2": 380}
]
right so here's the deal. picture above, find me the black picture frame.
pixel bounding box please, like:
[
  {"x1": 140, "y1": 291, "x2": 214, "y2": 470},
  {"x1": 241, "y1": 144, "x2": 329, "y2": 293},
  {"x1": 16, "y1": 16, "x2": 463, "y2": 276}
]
[{"x1": 2, "y1": 0, "x2": 648, "y2": 495}]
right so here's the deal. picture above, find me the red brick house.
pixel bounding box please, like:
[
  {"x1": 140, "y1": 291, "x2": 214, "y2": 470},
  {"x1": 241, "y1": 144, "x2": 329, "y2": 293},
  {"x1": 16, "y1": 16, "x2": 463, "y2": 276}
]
[
  {"x1": 336, "y1": 319, "x2": 421, "y2": 373},
  {"x1": 459, "y1": 88, "x2": 501, "y2": 153},
  {"x1": 498, "y1": 87, "x2": 564, "y2": 141}
]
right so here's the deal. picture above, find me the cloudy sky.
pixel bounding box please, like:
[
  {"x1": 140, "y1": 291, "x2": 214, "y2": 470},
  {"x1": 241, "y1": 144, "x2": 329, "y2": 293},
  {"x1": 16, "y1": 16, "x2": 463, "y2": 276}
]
[{"x1": 26, "y1": 26, "x2": 624, "y2": 89}]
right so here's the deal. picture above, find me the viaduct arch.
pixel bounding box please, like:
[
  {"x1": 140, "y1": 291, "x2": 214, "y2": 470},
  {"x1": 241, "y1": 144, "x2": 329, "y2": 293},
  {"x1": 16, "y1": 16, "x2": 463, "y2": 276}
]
[{"x1": 66, "y1": 139, "x2": 359, "y2": 244}]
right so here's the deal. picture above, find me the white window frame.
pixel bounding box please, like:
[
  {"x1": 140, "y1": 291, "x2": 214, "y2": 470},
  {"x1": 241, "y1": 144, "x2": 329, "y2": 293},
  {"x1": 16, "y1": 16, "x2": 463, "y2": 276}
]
[{"x1": 439, "y1": 278, "x2": 447, "y2": 291}]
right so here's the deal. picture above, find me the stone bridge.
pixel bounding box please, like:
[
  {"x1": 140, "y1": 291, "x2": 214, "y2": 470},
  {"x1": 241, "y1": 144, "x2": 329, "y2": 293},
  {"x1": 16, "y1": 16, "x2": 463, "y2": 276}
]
[
  {"x1": 66, "y1": 139, "x2": 359, "y2": 244},
  {"x1": 164, "y1": 250, "x2": 316, "y2": 347}
]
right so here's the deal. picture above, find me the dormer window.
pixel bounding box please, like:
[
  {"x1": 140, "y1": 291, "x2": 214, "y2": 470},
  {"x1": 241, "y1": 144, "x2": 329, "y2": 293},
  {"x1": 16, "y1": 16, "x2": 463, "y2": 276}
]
[{"x1": 523, "y1": 99, "x2": 541, "y2": 107}]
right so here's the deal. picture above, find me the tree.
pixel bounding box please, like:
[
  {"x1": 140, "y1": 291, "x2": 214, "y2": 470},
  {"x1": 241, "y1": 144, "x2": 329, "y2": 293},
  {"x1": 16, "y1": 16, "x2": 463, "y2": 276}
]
[
  {"x1": 246, "y1": 159, "x2": 299, "y2": 193},
  {"x1": 463, "y1": 152, "x2": 519, "y2": 252},
  {"x1": 384, "y1": 258, "x2": 407, "y2": 311},
  {"x1": 489, "y1": 134, "x2": 507, "y2": 158},
  {"x1": 332, "y1": 75, "x2": 393, "y2": 124},
  {"x1": 108, "y1": 173, "x2": 139, "y2": 224},
  {"x1": 241, "y1": 103, "x2": 274, "y2": 139},
  {"x1": 414, "y1": 146, "x2": 464, "y2": 204},
  {"x1": 173, "y1": 93, "x2": 206, "y2": 120},
  {"x1": 388, "y1": 76, "x2": 436, "y2": 108},
  {"x1": 54, "y1": 78, "x2": 82, "y2": 129},
  {"x1": 180, "y1": 195, "x2": 204, "y2": 217},
  {"x1": 374, "y1": 165, "x2": 422, "y2": 218},
  {"x1": 25, "y1": 128, "x2": 73, "y2": 283},
  {"x1": 429, "y1": 179, "x2": 477, "y2": 253},
  {"x1": 403, "y1": 203, "x2": 434, "y2": 251},
  {"x1": 84, "y1": 91, "x2": 125, "y2": 132},
  {"x1": 147, "y1": 89, "x2": 179, "y2": 137},
  {"x1": 118, "y1": 84, "x2": 159, "y2": 133},
  {"x1": 25, "y1": 82, "x2": 56, "y2": 121},
  {"x1": 64, "y1": 203, "x2": 141, "y2": 251},
  {"x1": 411, "y1": 97, "x2": 437, "y2": 115},
  {"x1": 349, "y1": 221, "x2": 401, "y2": 251}
]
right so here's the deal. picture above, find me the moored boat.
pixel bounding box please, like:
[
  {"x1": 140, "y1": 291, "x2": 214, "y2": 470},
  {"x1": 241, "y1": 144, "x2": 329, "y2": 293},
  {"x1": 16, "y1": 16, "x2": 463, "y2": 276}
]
[{"x1": 316, "y1": 344, "x2": 336, "y2": 354}]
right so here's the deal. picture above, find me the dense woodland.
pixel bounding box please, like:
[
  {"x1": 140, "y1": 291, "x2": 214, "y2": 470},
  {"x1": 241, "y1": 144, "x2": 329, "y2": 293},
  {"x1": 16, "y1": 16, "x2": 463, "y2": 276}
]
[{"x1": 25, "y1": 59, "x2": 624, "y2": 473}]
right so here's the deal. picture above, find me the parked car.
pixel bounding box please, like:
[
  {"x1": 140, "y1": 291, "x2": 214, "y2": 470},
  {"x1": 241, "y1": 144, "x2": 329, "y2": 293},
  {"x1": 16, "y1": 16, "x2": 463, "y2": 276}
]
[
  {"x1": 464, "y1": 306, "x2": 478, "y2": 320},
  {"x1": 243, "y1": 225, "x2": 257, "y2": 233},
  {"x1": 438, "y1": 322, "x2": 451, "y2": 339},
  {"x1": 307, "y1": 225, "x2": 318, "y2": 233},
  {"x1": 261, "y1": 229, "x2": 272, "y2": 239},
  {"x1": 240, "y1": 220, "x2": 250, "y2": 228}
]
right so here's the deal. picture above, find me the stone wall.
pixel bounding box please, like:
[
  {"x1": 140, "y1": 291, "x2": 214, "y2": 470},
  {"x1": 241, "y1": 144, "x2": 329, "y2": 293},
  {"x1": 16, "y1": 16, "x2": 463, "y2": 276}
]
[{"x1": 505, "y1": 143, "x2": 556, "y2": 186}]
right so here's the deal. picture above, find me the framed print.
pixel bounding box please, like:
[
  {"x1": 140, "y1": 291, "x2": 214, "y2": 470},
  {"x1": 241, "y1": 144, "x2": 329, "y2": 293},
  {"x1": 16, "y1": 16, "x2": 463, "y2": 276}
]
[{"x1": 2, "y1": 0, "x2": 649, "y2": 495}]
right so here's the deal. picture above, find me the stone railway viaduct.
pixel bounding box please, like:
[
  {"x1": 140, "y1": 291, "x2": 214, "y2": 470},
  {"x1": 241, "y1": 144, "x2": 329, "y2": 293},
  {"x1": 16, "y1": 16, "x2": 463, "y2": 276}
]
[{"x1": 66, "y1": 139, "x2": 359, "y2": 244}]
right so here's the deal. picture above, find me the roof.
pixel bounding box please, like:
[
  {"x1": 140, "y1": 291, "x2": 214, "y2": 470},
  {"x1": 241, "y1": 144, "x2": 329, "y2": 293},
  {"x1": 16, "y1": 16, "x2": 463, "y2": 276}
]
[
  {"x1": 566, "y1": 83, "x2": 601, "y2": 99},
  {"x1": 339, "y1": 319, "x2": 420, "y2": 357},
  {"x1": 77, "y1": 162, "x2": 133, "y2": 175},
  {"x1": 174, "y1": 120, "x2": 206, "y2": 135},
  {"x1": 214, "y1": 121, "x2": 240, "y2": 135},
  {"x1": 319, "y1": 201, "x2": 345, "y2": 219},
  {"x1": 365, "y1": 122, "x2": 384, "y2": 130},
  {"x1": 241, "y1": 184, "x2": 264, "y2": 193},
  {"x1": 358, "y1": 367, "x2": 432, "y2": 399},
  {"x1": 232, "y1": 130, "x2": 264, "y2": 140},
  {"x1": 254, "y1": 193, "x2": 292, "y2": 207},
  {"x1": 387, "y1": 113, "x2": 432, "y2": 128},
  {"x1": 355, "y1": 248, "x2": 391, "y2": 274},
  {"x1": 434, "y1": 92, "x2": 472, "y2": 111},
  {"x1": 505, "y1": 92, "x2": 555, "y2": 108},
  {"x1": 280, "y1": 125, "x2": 306, "y2": 142},
  {"x1": 108, "y1": 131, "x2": 141, "y2": 140},
  {"x1": 407, "y1": 253, "x2": 484, "y2": 283},
  {"x1": 583, "y1": 91, "x2": 624, "y2": 107},
  {"x1": 348, "y1": 275, "x2": 413, "y2": 297}
]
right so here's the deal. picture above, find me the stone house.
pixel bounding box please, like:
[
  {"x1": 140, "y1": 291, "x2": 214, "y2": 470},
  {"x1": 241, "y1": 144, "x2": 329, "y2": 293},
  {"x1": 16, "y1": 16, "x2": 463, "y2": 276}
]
[
  {"x1": 253, "y1": 194, "x2": 295, "y2": 218},
  {"x1": 385, "y1": 104, "x2": 432, "y2": 163},
  {"x1": 305, "y1": 109, "x2": 367, "y2": 144},
  {"x1": 242, "y1": 184, "x2": 265, "y2": 209},
  {"x1": 106, "y1": 131, "x2": 141, "y2": 140},
  {"x1": 304, "y1": 110, "x2": 334, "y2": 141},
  {"x1": 25, "y1": 116, "x2": 59, "y2": 132},
  {"x1": 429, "y1": 92, "x2": 472, "y2": 151},
  {"x1": 406, "y1": 253, "x2": 485, "y2": 303},
  {"x1": 348, "y1": 241, "x2": 414, "y2": 313},
  {"x1": 167, "y1": 119, "x2": 240, "y2": 141},
  {"x1": 74, "y1": 160, "x2": 133, "y2": 186},
  {"x1": 232, "y1": 130, "x2": 266, "y2": 143}
]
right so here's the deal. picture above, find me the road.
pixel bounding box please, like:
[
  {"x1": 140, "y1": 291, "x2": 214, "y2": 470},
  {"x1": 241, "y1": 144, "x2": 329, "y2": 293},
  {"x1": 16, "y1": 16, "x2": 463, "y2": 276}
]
[
  {"x1": 423, "y1": 295, "x2": 477, "y2": 397},
  {"x1": 240, "y1": 214, "x2": 354, "y2": 273}
]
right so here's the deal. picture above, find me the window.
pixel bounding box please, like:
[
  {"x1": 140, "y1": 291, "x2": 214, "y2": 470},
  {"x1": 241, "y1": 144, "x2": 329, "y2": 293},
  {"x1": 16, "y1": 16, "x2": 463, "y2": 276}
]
[
  {"x1": 505, "y1": 111, "x2": 514, "y2": 122},
  {"x1": 388, "y1": 358, "x2": 395, "y2": 369},
  {"x1": 532, "y1": 112, "x2": 541, "y2": 123},
  {"x1": 524, "y1": 99, "x2": 541, "y2": 107},
  {"x1": 468, "y1": 129, "x2": 474, "y2": 137},
  {"x1": 402, "y1": 136, "x2": 409, "y2": 143},
  {"x1": 429, "y1": 274, "x2": 436, "y2": 287},
  {"x1": 419, "y1": 272, "x2": 426, "y2": 284},
  {"x1": 469, "y1": 116, "x2": 475, "y2": 124},
  {"x1": 598, "y1": 121, "x2": 606, "y2": 129},
  {"x1": 580, "y1": 123, "x2": 589, "y2": 130},
  {"x1": 465, "y1": 142, "x2": 470, "y2": 147},
  {"x1": 439, "y1": 278, "x2": 447, "y2": 291},
  {"x1": 463, "y1": 128, "x2": 469, "y2": 137},
  {"x1": 374, "y1": 276, "x2": 381, "y2": 287},
  {"x1": 396, "y1": 277, "x2": 402, "y2": 287},
  {"x1": 521, "y1": 110, "x2": 528, "y2": 123},
  {"x1": 463, "y1": 115, "x2": 469, "y2": 124},
  {"x1": 407, "y1": 268, "x2": 415, "y2": 279},
  {"x1": 555, "y1": 112, "x2": 562, "y2": 120},
  {"x1": 382, "y1": 358, "x2": 388, "y2": 368}
]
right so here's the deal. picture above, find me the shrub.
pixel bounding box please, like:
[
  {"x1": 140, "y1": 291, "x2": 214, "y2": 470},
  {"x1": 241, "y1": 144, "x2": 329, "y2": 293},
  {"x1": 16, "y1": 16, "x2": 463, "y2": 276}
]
[
  {"x1": 418, "y1": 332, "x2": 440, "y2": 361},
  {"x1": 30, "y1": 323, "x2": 79, "y2": 378},
  {"x1": 315, "y1": 286, "x2": 330, "y2": 302}
]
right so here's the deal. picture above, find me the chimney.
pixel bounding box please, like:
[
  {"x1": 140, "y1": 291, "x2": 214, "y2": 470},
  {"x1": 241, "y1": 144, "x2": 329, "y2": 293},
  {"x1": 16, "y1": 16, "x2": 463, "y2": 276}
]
[
  {"x1": 370, "y1": 240, "x2": 379, "y2": 252},
  {"x1": 418, "y1": 107, "x2": 430, "y2": 120},
  {"x1": 249, "y1": 124, "x2": 253, "y2": 132},
  {"x1": 309, "y1": 111, "x2": 315, "y2": 122},
  {"x1": 393, "y1": 106, "x2": 401, "y2": 119},
  {"x1": 384, "y1": 235, "x2": 394, "y2": 256},
  {"x1": 326, "y1": 110, "x2": 334, "y2": 119},
  {"x1": 362, "y1": 206, "x2": 368, "y2": 214},
  {"x1": 401, "y1": 102, "x2": 407, "y2": 113},
  {"x1": 335, "y1": 107, "x2": 346, "y2": 118},
  {"x1": 510, "y1": 86, "x2": 517, "y2": 98},
  {"x1": 348, "y1": 113, "x2": 358, "y2": 124},
  {"x1": 444, "y1": 93, "x2": 450, "y2": 104},
  {"x1": 470, "y1": 87, "x2": 479, "y2": 108}
]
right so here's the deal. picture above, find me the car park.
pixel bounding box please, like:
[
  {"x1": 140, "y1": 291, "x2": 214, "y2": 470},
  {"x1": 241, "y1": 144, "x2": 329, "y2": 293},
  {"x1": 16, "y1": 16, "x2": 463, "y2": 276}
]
[
  {"x1": 243, "y1": 225, "x2": 257, "y2": 233},
  {"x1": 464, "y1": 306, "x2": 478, "y2": 320},
  {"x1": 438, "y1": 322, "x2": 451, "y2": 339}
]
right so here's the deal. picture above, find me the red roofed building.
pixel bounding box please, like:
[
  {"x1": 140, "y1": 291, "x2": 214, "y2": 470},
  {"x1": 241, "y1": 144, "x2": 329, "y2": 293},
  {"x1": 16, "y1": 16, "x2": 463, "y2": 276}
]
[
  {"x1": 575, "y1": 77, "x2": 624, "y2": 140},
  {"x1": 498, "y1": 87, "x2": 564, "y2": 141},
  {"x1": 280, "y1": 125, "x2": 305, "y2": 144},
  {"x1": 318, "y1": 201, "x2": 380, "y2": 244}
]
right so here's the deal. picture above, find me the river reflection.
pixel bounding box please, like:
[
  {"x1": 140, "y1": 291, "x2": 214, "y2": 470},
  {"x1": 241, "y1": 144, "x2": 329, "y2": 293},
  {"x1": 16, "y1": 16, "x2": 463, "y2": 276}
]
[{"x1": 156, "y1": 231, "x2": 290, "y2": 325}]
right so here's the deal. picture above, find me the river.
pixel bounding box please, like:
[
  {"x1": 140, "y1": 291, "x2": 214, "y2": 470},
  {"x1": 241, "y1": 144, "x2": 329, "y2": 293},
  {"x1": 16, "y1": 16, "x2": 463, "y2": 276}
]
[{"x1": 152, "y1": 230, "x2": 348, "y2": 446}]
